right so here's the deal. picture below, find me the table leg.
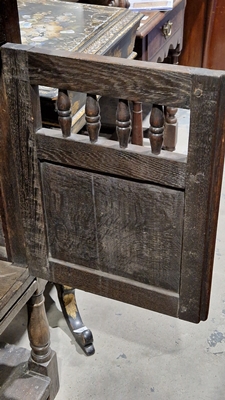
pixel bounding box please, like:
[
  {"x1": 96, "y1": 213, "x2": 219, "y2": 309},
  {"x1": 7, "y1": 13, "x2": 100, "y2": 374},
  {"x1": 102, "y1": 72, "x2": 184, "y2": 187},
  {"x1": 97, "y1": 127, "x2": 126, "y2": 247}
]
[
  {"x1": 56, "y1": 284, "x2": 95, "y2": 356},
  {"x1": 27, "y1": 284, "x2": 59, "y2": 400}
]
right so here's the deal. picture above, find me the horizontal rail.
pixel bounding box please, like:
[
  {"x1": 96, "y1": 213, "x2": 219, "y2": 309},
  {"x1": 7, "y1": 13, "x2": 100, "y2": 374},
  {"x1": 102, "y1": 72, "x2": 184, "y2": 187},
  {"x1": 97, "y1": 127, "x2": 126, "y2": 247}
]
[
  {"x1": 37, "y1": 129, "x2": 187, "y2": 189},
  {"x1": 47, "y1": 257, "x2": 179, "y2": 318},
  {"x1": 1, "y1": 43, "x2": 196, "y2": 107}
]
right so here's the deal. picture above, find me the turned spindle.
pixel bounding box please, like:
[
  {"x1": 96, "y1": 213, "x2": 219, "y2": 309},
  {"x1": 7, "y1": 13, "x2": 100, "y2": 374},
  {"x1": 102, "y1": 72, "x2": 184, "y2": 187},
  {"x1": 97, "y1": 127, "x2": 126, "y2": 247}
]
[
  {"x1": 85, "y1": 94, "x2": 101, "y2": 143},
  {"x1": 163, "y1": 106, "x2": 178, "y2": 151},
  {"x1": 132, "y1": 101, "x2": 143, "y2": 146},
  {"x1": 27, "y1": 286, "x2": 59, "y2": 399},
  {"x1": 57, "y1": 89, "x2": 72, "y2": 137},
  {"x1": 149, "y1": 104, "x2": 164, "y2": 155},
  {"x1": 116, "y1": 99, "x2": 131, "y2": 149},
  {"x1": 27, "y1": 288, "x2": 52, "y2": 364}
]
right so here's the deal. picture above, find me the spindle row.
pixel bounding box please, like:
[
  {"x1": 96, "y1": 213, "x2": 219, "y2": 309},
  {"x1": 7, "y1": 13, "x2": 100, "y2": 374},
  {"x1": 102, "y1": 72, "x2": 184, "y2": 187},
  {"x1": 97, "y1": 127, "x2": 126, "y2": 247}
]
[{"x1": 57, "y1": 89, "x2": 178, "y2": 155}]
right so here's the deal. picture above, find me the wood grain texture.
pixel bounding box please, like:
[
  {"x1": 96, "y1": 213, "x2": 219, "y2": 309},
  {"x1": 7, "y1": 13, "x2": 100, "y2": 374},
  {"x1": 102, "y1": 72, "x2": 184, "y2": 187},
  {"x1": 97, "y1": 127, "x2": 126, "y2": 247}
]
[
  {"x1": 2, "y1": 43, "x2": 225, "y2": 323},
  {"x1": 37, "y1": 130, "x2": 187, "y2": 189},
  {"x1": 57, "y1": 89, "x2": 72, "y2": 138},
  {"x1": 1, "y1": 46, "x2": 48, "y2": 274},
  {"x1": 27, "y1": 47, "x2": 191, "y2": 108},
  {"x1": 0, "y1": 261, "x2": 33, "y2": 321},
  {"x1": 42, "y1": 163, "x2": 184, "y2": 292},
  {"x1": 48, "y1": 258, "x2": 179, "y2": 318},
  {"x1": 116, "y1": 99, "x2": 131, "y2": 148},
  {"x1": 1, "y1": 43, "x2": 193, "y2": 109},
  {"x1": 199, "y1": 76, "x2": 225, "y2": 319},
  {"x1": 149, "y1": 104, "x2": 164, "y2": 155},
  {"x1": 179, "y1": 74, "x2": 225, "y2": 322},
  {"x1": 0, "y1": 278, "x2": 36, "y2": 335},
  {"x1": 86, "y1": 94, "x2": 101, "y2": 143},
  {"x1": 0, "y1": 6, "x2": 23, "y2": 263},
  {"x1": 0, "y1": 54, "x2": 27, "y2": 265}
]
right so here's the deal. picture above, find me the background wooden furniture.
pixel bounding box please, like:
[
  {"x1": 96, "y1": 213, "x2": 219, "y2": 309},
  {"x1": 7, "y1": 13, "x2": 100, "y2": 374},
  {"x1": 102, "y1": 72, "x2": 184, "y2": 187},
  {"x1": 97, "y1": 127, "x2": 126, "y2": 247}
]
[
  {"x1": 180, "y1": 0, "x2": 225, "y2": 69},
  {"x1": 135, "y1": 0, "x2": 186, "y2": 62},
  {"x1": 132, "y1": 0, "x2": 186, "y2": 149},
  {"x1": 18, "y1": 0, "x2": 141, "y2": 132},
  {"x1": 2, "y1": 41, "x2": 225, "y2": 327}
]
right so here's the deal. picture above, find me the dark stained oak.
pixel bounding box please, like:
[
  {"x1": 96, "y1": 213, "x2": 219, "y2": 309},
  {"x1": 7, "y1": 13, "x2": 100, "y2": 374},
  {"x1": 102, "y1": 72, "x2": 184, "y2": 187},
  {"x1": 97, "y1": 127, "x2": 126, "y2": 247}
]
[
  {"x1": 57, "y1": 89, "x2": 72, "y2": 138},
  {"x1": 49, "y1": 258, "x2": 179, "y2": 318},
  {"x1": 116, "y1": 99, "x2": 131, "y2": 148},
  {"x1": 42, "y1": 163, "x2": 184, "y2": 292},
  {"x1": 0, "y1": 3, "x2": 24, "y2": 265},
  {"x1": 0, "y1": 262, "x2": 34, "y2": 325},
  {"x1": 12, "y1": 45, "x2": 194, "y2": 108},
  {"x1": 2, "y1": 42, "x2": 225, "y2": 326},
  {"x1": 36, "y1": 130, "x2": 187, "y2": 189},
  {"x1": 85, "y1": 94, "x2": 101, "y2": 143},
  {"x1": 1, "y1": 47, "x2": 49, "y2": 276},
  {"x1": 149, "y1": 104, "x2": 164, "y2": 155},
  {"x1": 179, "y1": 74, "x2": 225, "y2": 321}
]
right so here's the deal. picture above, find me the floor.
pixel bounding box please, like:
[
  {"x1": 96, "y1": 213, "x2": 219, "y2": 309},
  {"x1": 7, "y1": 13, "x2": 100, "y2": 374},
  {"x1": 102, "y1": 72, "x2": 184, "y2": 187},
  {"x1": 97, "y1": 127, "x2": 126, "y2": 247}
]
[{"x1": 2, "y1": 109, "x2": 225, "y2": 399}]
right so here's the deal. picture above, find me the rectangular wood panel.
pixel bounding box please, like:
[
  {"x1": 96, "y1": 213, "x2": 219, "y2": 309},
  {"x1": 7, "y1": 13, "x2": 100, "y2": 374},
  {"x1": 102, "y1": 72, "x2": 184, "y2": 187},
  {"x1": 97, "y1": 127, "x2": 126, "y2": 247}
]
[{"x1": 42, "y1": 163, "x2": 184, "y2": 292}]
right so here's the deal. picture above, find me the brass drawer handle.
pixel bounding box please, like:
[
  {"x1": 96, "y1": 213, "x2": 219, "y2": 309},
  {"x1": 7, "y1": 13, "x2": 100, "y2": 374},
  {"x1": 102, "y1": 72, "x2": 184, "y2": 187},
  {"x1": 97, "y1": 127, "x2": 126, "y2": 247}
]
[{"x1": 162, "y1": 21, "x2": 173, "y2": 39}]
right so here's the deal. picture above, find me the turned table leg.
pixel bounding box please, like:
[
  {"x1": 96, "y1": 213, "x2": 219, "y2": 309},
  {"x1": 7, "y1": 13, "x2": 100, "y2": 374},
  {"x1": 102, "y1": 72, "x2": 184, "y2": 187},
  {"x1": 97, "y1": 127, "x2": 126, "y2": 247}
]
[{"x1": 27, "y1": 283, "x2": 59, "y2": 400}]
